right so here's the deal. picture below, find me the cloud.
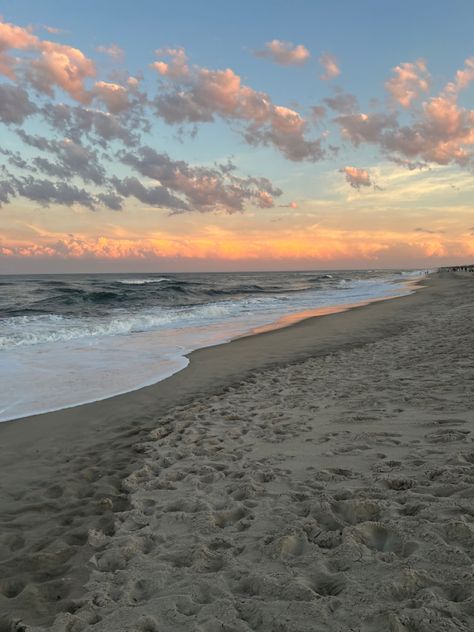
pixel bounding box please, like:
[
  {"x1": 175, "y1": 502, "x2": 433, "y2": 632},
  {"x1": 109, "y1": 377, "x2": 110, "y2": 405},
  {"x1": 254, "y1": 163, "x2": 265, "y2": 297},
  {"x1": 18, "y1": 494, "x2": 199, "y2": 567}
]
[
  {"x1": 0, "y1": 83, "x2": 37, "y2": 123},
  {"x1": 6, "y1": 223, "x2": 474, "y2": 265},
  {"x1": 14, "y1": 175, "x2": 96, "y2": 208},
  {"x1": 0, "y1": 165, "x2": 122, "y2": 210},
  {"x1": 91, "y1": 76, "x2": 146, "y2": 116},
  {"x1": 27, "y1": 40, "x2": 95, "y2": 102},
  {"x1": 335, "y1": 111, "x2": 397, "y2": 146},
  {"x1": 15, "y1": 131, "x2": 106, "y2": 184},
  {"x1": 0, "y1": 148, "x2": 29, "y2": 169},
  {"x1": 151, "y1": 51, "x2": 325, "y2": 161},
  {"x1": 334, "y1": 77, "x2": 474, "y2": 167},
  {"x1": 96, "y1": 191, "x2": 123, "y2": 210},
  {"x1": 41, "y1": 139, "x2": 105, "y2": 184},
  {"x1": 151, "y1": 47, "x2": 189, "y2": 78},
  {"x1": 13, "y1": 131, "x2": 280, "y2": 215},
  {"x1": 0, "y1": 20, "x2": 38, "y2": 77},
  {"x1": 310, "y1": 105, "x2": 326, "y2": 123},
  {"x1": 0, "y1": 178, "x2": 16, "y2": 204},
  {"x1": 318, "y1": 52, "x2": 340, "y2": 80},
  {"x1": 443, "y1": 56, "x2": 474, "y2": 95},
  {"x1": 413, "y1": 227, "x2": 444, "y2": 234},
  {"x1": 92, "y1": 81, "x2": 134, "y2": 114},
  {"x1": 42, "y1": 26, "x2": 59, "y2": 34},
  {"x1": 323, "y1": 89, "x2": 358, "y2": 114},
  {"x1": 340, "y1": 166, "x2": 372, "y2": 189},
  {"x1": 332, "y1": 60, "x2": 474, "y2": 167},
  {"x1": 96, "y1": 43, "x2": 124, "y2": 61},
  {"x1": 386, "y1": 156, "x2": 428, "y2": 170},
  {"x1": 0, "y1": 18, "x2": 95, "y2": 102},
  {"x1": 111, "y1": 176, "x2": 189, "y2": 211},
  {"x1": 385, "y1": 59, "x2": 430, "y2": 108},
  {"x1": 119, "y1": 145, "x2": 282, "y2": 213},
  {"x1": 254, "y1": 40, "x2": 310, "y2": 66},
  {"x1": 42, "y1": 103, "x2": 141, "y2": 147}
]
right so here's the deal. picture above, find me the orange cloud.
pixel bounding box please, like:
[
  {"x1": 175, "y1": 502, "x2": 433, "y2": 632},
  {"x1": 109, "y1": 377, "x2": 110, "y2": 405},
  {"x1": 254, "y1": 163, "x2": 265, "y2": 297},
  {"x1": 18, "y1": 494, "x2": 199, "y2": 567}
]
[{"x1": 3, "y1": 225, "x2": 473, "y2": 264}]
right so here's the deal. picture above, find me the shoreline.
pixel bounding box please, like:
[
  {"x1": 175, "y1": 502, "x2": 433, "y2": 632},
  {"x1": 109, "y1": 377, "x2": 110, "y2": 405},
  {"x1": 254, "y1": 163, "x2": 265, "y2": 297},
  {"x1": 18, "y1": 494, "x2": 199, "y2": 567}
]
[
  {"x1": 0, "y1": 274, "x2": 421, "y2": 424},
  {"x1": 1, "y1": 270, "x2": 470, "y2": 630}
]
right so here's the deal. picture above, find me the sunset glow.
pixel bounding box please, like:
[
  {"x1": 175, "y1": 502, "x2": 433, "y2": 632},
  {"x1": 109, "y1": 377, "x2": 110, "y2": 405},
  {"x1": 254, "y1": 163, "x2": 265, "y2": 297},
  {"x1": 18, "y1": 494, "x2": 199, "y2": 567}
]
[{"x1": 0, "y1": 2, "x2": 473, "y2": 272}]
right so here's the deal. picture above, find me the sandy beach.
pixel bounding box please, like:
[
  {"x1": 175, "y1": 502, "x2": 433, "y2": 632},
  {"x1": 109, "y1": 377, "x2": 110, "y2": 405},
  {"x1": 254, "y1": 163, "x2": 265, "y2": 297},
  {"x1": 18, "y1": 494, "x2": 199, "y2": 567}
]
[{"x1": 1, "y1": 271, "x2": 473, "y2": 632}]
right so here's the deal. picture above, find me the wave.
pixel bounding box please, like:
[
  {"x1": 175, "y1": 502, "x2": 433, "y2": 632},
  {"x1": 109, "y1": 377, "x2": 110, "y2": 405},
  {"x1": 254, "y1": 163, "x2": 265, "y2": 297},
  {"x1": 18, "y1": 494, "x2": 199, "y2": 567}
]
[
  {"x1": 118, "y1": 278, "x2": 170, "y2": 285},
  {"x1": 0, "y1": 271, "x2": 428, "y2": 351},
  {"x1": 0, "y1": 300, "x2": 253, "y2": 350}
]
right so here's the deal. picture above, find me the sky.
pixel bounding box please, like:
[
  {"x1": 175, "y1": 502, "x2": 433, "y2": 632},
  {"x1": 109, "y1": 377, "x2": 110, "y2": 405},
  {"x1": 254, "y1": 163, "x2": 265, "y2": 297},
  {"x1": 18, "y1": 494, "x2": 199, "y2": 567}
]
[{"x1": 0, "y1": 0, "x2": 473, "y2": 273}]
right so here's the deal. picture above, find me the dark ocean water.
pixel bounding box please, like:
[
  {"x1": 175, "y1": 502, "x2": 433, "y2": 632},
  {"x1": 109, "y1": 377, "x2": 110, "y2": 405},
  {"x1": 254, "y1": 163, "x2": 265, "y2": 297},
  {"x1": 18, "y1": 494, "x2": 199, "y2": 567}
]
[{"x1": 0, "y1": 269, "x2": 425, "y2": 421}]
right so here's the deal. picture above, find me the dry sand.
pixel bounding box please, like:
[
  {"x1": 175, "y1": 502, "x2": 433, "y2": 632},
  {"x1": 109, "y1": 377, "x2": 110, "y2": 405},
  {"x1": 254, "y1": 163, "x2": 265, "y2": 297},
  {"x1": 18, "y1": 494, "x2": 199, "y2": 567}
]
[{"x1": 1, "y1": 271, "x2": 473, "y2": 631}]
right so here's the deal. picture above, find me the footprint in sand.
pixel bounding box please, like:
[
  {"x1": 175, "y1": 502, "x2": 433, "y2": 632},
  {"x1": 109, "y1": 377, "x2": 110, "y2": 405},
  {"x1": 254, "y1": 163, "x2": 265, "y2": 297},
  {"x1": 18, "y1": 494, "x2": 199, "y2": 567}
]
[
  {"x1": 350, "y1": 522, "x2": 418, "y2": 558},
  {"x1": 425, "y1": 429, "x2": 470, "y2": 443}
]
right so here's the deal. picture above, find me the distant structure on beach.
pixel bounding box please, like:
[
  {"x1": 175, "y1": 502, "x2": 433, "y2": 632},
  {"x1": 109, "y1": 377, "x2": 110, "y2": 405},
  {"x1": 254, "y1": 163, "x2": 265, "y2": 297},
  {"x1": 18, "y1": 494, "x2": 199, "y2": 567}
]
[{"x1": 441, "y1": 265, "x2": 474, "y2": 272}]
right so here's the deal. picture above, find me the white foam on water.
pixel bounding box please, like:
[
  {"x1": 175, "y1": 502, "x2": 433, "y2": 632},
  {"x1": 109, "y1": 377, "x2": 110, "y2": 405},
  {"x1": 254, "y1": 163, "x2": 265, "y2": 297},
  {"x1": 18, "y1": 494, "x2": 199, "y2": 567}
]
[
  {"x1": 0, "y1": 273, "x2": 425, "y2": 422},
  {"x1": 117, "y1": 278, "x2": 170, "y2": 285}
]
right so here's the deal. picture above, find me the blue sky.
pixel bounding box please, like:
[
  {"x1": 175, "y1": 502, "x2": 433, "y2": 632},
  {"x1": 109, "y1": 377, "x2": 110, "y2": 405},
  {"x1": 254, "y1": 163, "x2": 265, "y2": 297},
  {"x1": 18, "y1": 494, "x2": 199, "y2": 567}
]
[{"x1": 0, "y1": 1, "x2": 473, "y2": 272}]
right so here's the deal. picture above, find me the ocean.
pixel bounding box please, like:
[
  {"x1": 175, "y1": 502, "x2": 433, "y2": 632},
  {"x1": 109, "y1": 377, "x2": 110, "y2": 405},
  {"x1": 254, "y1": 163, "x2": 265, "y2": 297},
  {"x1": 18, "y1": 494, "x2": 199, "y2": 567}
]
[{"x1": 0, "y1": 269, "x2": 425, "y2": 421}]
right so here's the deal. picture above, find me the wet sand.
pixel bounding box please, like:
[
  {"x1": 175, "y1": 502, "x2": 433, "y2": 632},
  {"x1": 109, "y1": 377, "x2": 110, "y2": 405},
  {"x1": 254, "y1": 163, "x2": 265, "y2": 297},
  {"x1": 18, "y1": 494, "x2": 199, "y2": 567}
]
[{"x1": 1, "y1": 271, "x2": 473, "y2": 631}]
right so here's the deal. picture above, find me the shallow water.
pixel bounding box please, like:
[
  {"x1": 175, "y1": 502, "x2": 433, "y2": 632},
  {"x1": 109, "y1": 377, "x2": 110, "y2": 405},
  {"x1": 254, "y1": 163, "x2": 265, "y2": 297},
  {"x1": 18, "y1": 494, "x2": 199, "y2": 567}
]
[{"x1": 0, "y1": 269, "x2": 425, "y2": 421}]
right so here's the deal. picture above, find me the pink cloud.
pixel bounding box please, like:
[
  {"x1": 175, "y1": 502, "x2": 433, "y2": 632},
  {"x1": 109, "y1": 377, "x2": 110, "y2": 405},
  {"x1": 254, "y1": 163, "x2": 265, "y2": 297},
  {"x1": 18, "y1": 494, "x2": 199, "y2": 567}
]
[
  {"x1": 385, "y1": 59, "x2": 430, "y2": 108},
  {"x1": 0, "y1": 20, "x2": 38, "y2": 77},
  {"x1": 0, "y1": 18, "x2": 95, "y2": 102},
  {"x1": 28, "y1": 41, "x2": 95, "y2": 102},
  {"x1": 340, "y1": 166, "x2": 372, "y2": 189},
  {"x1": 444, "y1": 57, "x2": 474, "y2": 95},
  {"x1": 151, "y1": 47, "x2": 189, "y2": 79},
  {"x1": 335, "y1": 58, "x2": 474, "y2": 168},
  {"x1": 318, "y1": 52, "x2": 340, "y2": 80},
  {"x1": 151, "y1": 49, "x2": 325, "y2": 161},
  {"x1": 255, "y1": 40, "x2": 310, "y2": 66}
]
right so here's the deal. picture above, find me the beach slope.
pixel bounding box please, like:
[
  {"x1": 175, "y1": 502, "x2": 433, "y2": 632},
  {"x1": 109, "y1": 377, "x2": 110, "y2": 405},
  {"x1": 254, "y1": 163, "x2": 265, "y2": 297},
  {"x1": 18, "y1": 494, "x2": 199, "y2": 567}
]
[{"x1": 1, "y1": 272, "x2": 473, "y2": 631}]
